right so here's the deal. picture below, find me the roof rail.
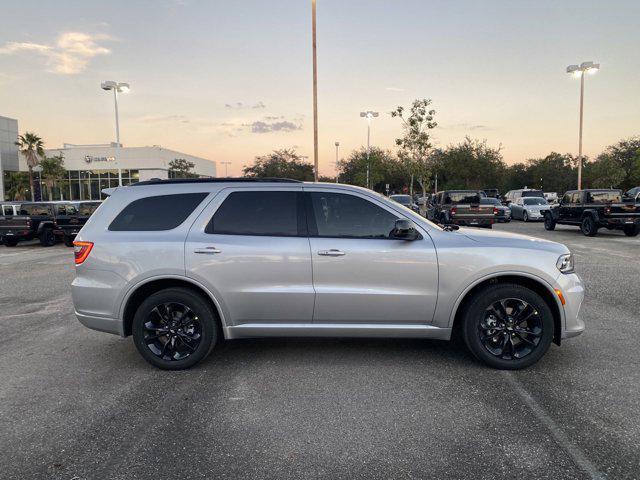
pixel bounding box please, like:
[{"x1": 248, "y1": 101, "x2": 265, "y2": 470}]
[{"x1": 131, "y1": 177, "x2": 303, "y2": 186}]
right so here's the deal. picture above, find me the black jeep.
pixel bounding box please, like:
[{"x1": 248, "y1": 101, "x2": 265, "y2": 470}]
[
  {"x1": 0, "y1": 203, "x2": 58, "y2": 247},
  {"x1": 543, "y1": 189, "x2": 640, "y2": 237},
  {"x1": 52, "y1": 201, "x2": 101, "y2": 246}
]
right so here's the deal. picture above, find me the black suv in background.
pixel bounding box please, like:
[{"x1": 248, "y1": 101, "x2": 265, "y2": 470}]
[
  {"x1": 0, "y1": 203, "x2": 57, "y2": 246},
  {"x1": 543, "y1": 189, "x2": 640, "y2": 237},
  {"x1": 53, "y1": 201, "x2": 101, "y2": 246}
]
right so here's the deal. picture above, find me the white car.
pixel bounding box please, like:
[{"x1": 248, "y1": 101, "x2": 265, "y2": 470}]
[{"x1": 510, "y1": 197, "x2": 549, "y2": 221}]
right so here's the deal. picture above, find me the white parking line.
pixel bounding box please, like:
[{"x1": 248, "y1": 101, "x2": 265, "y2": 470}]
[{"x1": 502, "y1": 372, "x2": 605, "y2": 480}]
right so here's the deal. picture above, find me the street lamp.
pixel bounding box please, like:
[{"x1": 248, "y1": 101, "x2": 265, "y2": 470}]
[
  {"x1": 220, "y1": 161, "x2": 232, "y2": 177},
  {"x1": 566, "y1": 61, "x2": 599, "y2": 190},
  {"x1": 101, "y1": 80, "x2": 130, "y2": 186},
  {"x1": 311, "y1": 0, "x2": 319, "y2": 182},
  {"x1": 360, "y1": 111, "x2": 379, "y2": 189},
  {"x1": 334, "y1": 141, "x2": 340, "y2": 183}
]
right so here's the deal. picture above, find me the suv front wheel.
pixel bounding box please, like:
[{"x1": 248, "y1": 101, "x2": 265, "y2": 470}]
[
  {"x1": 461, "y1": 284, "x2": 554, "y2": 370},
  {"x1": 132, "y1": 288, "x2": 218, "y2": 370}
]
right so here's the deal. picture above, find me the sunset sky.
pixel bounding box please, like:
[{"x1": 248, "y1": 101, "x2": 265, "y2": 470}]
[{"x1": 1, "y1": 0, "x2": 639, "y2": 176}]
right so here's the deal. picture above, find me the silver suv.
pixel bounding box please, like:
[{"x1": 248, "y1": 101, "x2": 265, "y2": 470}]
[{"x1": 71, "y1": 179, "x2": 584, "y2": 370}]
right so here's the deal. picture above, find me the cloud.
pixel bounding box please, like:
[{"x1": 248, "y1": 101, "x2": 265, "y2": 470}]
[
  {"x1": 0, "y1": 32, "x2": 112, "y2": 74},
  {"x1": 225, "y1": 101, "x2": 267, "y2": 110},
  {"x1": 385, "y1": 86, "x2": 405, "y2": 92},
  {"x1": 137, "y1": 114, "x2": 190, "y2": 124},
  {"x1": 448, "y1": 122, "x2": 491, "y2": 131},
  {"x1": 248, "y1": 120, "x2": 301, "y2": 133}
]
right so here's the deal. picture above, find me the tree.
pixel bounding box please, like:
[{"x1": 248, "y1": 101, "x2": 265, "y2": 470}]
[
  {"x1": 391, "y1": 99, "x2": 438, "y2": 197},
  {"x1": 432, "y1": 137, "x2": 506, "y2": 191},
  {"x1": 599, "y1": 137, "x2": 640, "y2": 190},
  {"x1": 243, "y1": 149, "x2": 314, "y2": 181},
  {"x1": 336, "y1": 147, "x2": 402, "y2": 192},
  {"x1": 168, "y1": 158, "x2": 197, "y2": 178},
  {"x1": 40, "y1": 153, "x2": 67, "y2": 200},
  {"x1": 15, "y1": 132, "x2": 44, "y2": 201},
  {"x1": 5, "y1": 172, "x2": 30, "y2": 201},
  {"x1": 583, "y1": 154, "x2": 626, "y2": 189}
]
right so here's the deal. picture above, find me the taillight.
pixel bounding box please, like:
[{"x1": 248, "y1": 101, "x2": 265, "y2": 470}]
[
  {"x1": 604, "y1": 205, "x2": 611, "y2": 215},
  {"x1": 451, "y1": 207, "x2": 457, "y2": 215},
  {"x1": 493, "y1": 207, "x2": 499, "y2": 215},
  {"x1": 26, "y1": 219, "x2": 32, "y2": 227},
  {"x1": 73, "y1": 241, "x2": 94, "y2": 265}
]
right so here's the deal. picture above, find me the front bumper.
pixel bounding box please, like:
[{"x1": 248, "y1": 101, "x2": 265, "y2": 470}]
[{"x1": 556, "y1": 272, "x2": 585, "y2": 339}]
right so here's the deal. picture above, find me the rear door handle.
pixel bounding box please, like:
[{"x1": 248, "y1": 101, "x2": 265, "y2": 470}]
[
  {"x1": 194, "y1": 247, "x2": 221, "y2": 254},
  {"x1": 318, "y1": 249, "x2": 345, "y2": 257}
]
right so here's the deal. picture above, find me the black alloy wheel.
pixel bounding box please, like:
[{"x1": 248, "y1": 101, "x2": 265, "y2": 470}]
[
  {"x1": 523, "y1": 211, "x2": 529, "y2": 222},
  {"x1": 39, "y1": 229, "x2": 56, "y2": 246},
  {"x1": 461, "y1": 283, "x2": 554, "y2": 369},
  {"x1": 623, "y1": 225, "x2": 640, "y2": 237},
  {"x1": 581, "y1": 216, "x2": 598, "y2": 237},
  {"x1": 478, "y1": 298, "x2": 543, "y2": 361},
  {"x1": 132, "y1": 288, "x2": 217, "y2": 370},
  {"x1": 544, "y1": 216, "x2": 556, "y2": 231}
]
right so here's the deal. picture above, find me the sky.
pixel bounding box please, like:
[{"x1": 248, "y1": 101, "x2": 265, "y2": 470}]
[{"x1": 1, "y1": 0, "x2": 639, "y2": 176}]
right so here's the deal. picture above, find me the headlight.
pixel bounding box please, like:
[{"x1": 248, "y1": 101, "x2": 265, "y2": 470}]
[{"x1": 556, "y1": 254, "x2": 574, "y2": 274}]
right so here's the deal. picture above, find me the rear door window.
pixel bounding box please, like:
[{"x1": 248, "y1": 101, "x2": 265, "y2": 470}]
[
  {"x1": 109, "y1": 193, "x2": 208, "y2": 231},
  {"x1": 206, "y1": 191, "x2": 304, "y2": 236}
]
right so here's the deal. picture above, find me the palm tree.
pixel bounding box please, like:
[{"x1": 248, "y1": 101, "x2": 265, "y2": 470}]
[
  {"x1": 15, "y1": 132, "x2": 44, "y2": 201},
  {"x1": 6, "y1": 172, "x2": 30, "y2": 201}
]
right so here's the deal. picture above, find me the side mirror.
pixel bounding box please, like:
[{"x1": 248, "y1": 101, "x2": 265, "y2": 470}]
[{"x1": 392, "y1": 219, "x2": 420, "y2": 240}]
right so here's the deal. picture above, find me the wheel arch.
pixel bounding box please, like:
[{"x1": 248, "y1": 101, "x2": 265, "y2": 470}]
[
  {"x1": 450, "y1": 273, "x2": 563, "y2": 346},
  {"x1": 120, "y1": 275, "x2": 227, "y2": 337}
]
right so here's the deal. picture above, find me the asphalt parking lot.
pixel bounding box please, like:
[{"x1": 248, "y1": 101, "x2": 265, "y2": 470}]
[{"x1": 1, "y1": 221, "x2": 639, "y2": 480}]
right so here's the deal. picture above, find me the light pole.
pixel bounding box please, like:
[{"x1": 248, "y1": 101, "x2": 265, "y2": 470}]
[
  {"x1": 334, "y1": 141, "x2": 340, "y2": 183},
  {"x1": 566, "y1": 61, "x2": 599, "y2": 190},
  {"x1": 101, "y1": 80, "x2": 130, "y2": 186},
  {"x1": 220, "y1": 161, "x2": 232, "y2": 177},
  {"x1": 359, "y1": 111, "x2": 379, "y2": 189},
  {"x1": 311, "y1": 0, "x2": 319, "y2": 182}
]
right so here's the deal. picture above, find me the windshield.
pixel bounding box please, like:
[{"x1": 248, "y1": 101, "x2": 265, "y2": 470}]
[
  {"x1": 390, "y1": 195, "x2": 412, "y2": 205},
  {"x1": 480, "y1": 198, "x2": 500, "y2": 205},
  {"x1": 523, "y1": 198, "x2": 548, "y2": 205},
  {"x1": 522, "y1": 190, "x2": 544, "y2": 197}
]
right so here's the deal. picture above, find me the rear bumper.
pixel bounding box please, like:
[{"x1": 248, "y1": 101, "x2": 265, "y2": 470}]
[
  {"x1": 75, "y1": 311, "x2": 124, "y2": 336},
  {"x1": 450, "y1": 217, "x2": 494, "y2": 226},
  {"x1": 601, "y1": 217, "x2": 640, "y2": 227}
]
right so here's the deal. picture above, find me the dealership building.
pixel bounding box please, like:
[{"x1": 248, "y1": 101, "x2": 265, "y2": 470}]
[{"x1": 1, "y1": 115, "x2": 217, "y2": 201}]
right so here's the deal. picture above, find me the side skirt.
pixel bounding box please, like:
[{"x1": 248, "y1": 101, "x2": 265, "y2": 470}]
[{"x1": 224, "y1": 323, "x2": 452, "y2": 341}]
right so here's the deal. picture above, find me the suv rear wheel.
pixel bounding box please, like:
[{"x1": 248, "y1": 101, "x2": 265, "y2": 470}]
[
  {"x1": 544, "y1": 215, "x2": 556, "y2": 231},
  {"x1": 580, "y1": 216, "x2": 598, "y2": 237},
  {"x1": 132, "y1": 288, "x2": 218, "y2": 370},
  {"x1": 461, "y1": 284, "x2": 554, "y2": 370},
  {"x1": 4, "y1": 238, "x2": 18, "y2": 247}
]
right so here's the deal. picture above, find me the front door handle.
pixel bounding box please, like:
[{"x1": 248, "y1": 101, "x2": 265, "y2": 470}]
[
  {"x1": 194, "y1": 247, "x2": 221, "y2": 254},
  {"x1": 318, "y1": 249, "x2": 345, "y2": 257}
]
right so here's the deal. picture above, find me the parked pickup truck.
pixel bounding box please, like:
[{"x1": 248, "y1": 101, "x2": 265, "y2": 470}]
[
  {"x1": 0, "y1": 202, "x2": 57, "y2": 247},
  {"x1": 427, "y1": 190, "x2": 495, "y2": 228},
  {"x1": 543, "y1": 189, "x2": 640, "y2": 237},
  {"x1": 52, "y1": 201, "x2": 101, "y2": 246}
]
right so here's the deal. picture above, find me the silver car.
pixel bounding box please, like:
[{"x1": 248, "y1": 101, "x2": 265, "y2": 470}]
[
  {"x1": 71, "y1": 179, "x2": 584, "y2": 370},
  {"x1": 510, "y1": 196, "x2": 549, "y2": 221}
]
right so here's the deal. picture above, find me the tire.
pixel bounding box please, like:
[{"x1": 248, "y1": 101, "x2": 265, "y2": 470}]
[
  {"x1": 63, "y1": 235, "x2": 75, "y2": 247},
  {"x1": 4, "y1": 238, "x2": 18, "y2": 247},
  {"x1": 523, "y1": 211, "x2": 529, "y2": 222},
  {"x1": 580, "y1": 216, "x2": 598, "y2": 237},
  {"x1": 132, "y1": 287, "x2": 218, "y2": 370},
  {"x1": 460, "y1": 283, "x2": 554, "y2": 370},
  {"x1": 544, "y1": 216, "x2": 556, "y2": 231},
  {"x1": 623, "y1": 225, "x2": 640, "y2": 237},
  {"x1": 39, "y1": 228, "x2": 56, "y2": 246}
]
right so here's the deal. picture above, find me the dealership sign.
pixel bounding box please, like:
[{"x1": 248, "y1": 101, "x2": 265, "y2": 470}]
[{"x1": 85, "y1": 155, "x2": 116, "y2": 164}]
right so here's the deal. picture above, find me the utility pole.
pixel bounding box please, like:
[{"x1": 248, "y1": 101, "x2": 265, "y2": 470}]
[{"x1": 311, "y1": 0, "x2": 319, "y2": 182}]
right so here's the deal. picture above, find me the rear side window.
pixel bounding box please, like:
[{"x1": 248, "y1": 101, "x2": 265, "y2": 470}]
[
  {"x1": 109, "y1": 193, "x2": 208, "y2": 231},
  {"x1": 206, "y1": 191, "x2": 304, "y2": 236}
]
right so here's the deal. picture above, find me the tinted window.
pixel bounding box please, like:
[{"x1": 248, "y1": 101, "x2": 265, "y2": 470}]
[
  {"x1": 444, "y1": 192, "x2": 480, "y2": 204},
  {"x1": 570, "y1": 193, "x2": 581, "y2": 204},
  {"x1": 207, "y1": 191, "x2": 302, "y2": 236},
  {"x1": 109, "y1": 193, "x2": 207, "y2": 231},
  {"x1": 586, "y1": 191, "x2": 622, "y2": 204},
  {"x1": 522, "y1": 190, "x2": 544, "y2": 197},
  {"x1": 20, "y1": 204, "x2": 52, "y2": 216},
  {"x1": 480, "y1": 198, "x2": 500, "y2": 205},
  {"x1": 79, "y1": 203, "x2": 100, "y2": 216},
  {"x1": 390, "y1": 195, "x2": 412, "y2": 205},
  {"x1": 308, "y1": 192, "x2": 398, "y2": 239}
]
